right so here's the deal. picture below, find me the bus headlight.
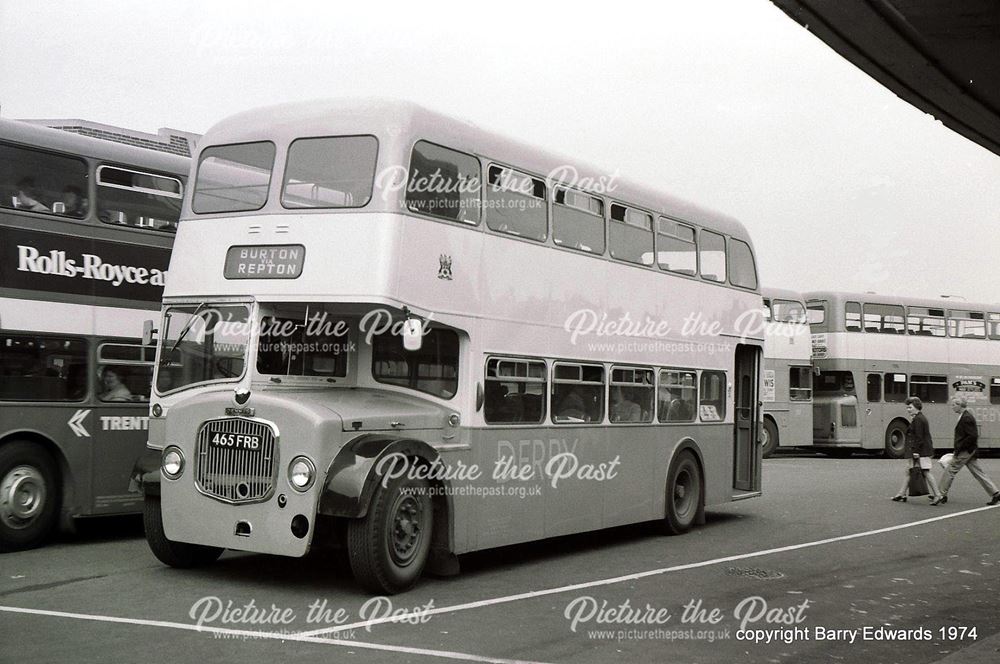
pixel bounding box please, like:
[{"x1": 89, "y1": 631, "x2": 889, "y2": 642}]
[
  {"x1": 162, "y1": 446, "x2": 185, "y2": 479},
  {"x1": 288, "y1": 456, "x2": 316, "y2": 491}
]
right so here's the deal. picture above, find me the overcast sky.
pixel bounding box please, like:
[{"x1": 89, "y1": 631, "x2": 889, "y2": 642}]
[{"x1": 2, "y1": 0, "x2": 999, "y2": 303}]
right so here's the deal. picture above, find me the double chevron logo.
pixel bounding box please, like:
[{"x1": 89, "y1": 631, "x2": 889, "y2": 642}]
[{"x1": 68, "y1": 409, "x2": 91, "y2": 438}]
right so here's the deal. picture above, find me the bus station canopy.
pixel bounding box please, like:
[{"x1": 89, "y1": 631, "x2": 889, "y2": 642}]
[{"x1": 770, "y1": 0, "x2": 1000, "y2": 157}]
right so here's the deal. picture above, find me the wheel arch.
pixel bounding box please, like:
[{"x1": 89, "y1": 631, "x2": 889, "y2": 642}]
[{"x1": 320, "y1": 434, "x2": 455, "y2": 560}]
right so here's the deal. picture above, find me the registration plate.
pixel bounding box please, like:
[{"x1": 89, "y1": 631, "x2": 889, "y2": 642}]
[{"x1": 206, "y1": 423, "x2": 263, "y2": 451}]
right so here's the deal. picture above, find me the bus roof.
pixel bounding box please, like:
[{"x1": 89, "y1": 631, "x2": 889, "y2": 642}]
[
  {"x1": 197, "y1": 98, "x2": 753, "y2": 244},
  {"x1": 803, "y1": 290, "x2": 1000, "y2": 313},
  {"x1": 0, "y1": 118, "x2": 189, "y2": 174}
]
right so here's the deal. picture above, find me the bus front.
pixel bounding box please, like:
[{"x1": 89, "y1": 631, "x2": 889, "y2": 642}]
[{"x1": 136, "y1": 105, "x2": 465, "y2": 593}]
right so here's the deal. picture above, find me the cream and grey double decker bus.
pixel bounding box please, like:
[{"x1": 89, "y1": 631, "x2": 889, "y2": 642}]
[
  {"x1": 133, "y1": 99, "x2": 764, "y2": 592},
  {"x1": 807, "y1": 290, "x2": 1000, "y2": 457}
]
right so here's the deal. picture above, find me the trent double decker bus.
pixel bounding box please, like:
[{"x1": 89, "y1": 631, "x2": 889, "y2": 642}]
[
  {"x1": 0, "y1": 119, "x2": 188, "y2": 551},
  {"x1": 761, "y1": 288, "x2": 812, "y2": 457},
  {"x1": 806, "y1": 290, "x2": 1000, "y2": 458},
  {"x1": 133, "y1": 99, "x2": 764, "y2": 593}
]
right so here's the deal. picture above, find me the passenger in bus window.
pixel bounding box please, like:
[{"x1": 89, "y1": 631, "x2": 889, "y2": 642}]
[
  {"x1": 14, "y1": 177, "x2": 49, "y2": 212},
  {"x1": 60, "y1": 185, "x2": 88, "y2": 217},
  {"x1": 98, "y1": 366, "x2": 132, "y2": 402},
  {"x1": 555, "y1": 387, "x2": 586, "y2": 422},
  {"x1": 891, "y1": 396, "x2": 942, "y2": 502},
  {"x1": 610, "y1": 386, "x2": 641, "y2": 422}
]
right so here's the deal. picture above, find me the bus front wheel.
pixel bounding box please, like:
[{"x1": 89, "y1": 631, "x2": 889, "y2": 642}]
[
  {"x1": 143, "y1": 495, "x2": 224, "y2": 568},
  {"x1": 663, "y1": 450, "x2": 702, "y2": 535},
  {"x1": 347, "y1": 471, "x2": 433, "y2": 594},
  {"x1": 884, "y1": 420, "x2": 908, "y2": 459},
  {"x1": 0, "y1": 441, "x2": 60, "y2": 552},
  {"x1": 761, "y1": 418, "x2": 779, "y2": 458}
]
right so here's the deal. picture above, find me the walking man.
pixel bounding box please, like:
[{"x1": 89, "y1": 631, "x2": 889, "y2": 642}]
[{"x1": 931, "y1": 396, "x2": 1000, "y2": 505}]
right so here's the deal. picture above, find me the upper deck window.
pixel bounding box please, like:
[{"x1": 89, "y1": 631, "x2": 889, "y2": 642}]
[
  {"x1": 656, "y1": 218, "x2": 697, "y2": 275},
  {"x1": 193, "y1": 141, "x2": 275, "y2": 214},
  {"x1": 845, "y1": 302, "x2": 862, "y2": 331},
  {"x1": 0, "y1": 142, "x2": 88, "y2": 219},
  {"x1": 807, "y1": 300, "x2": 827, "y2": 332},
  {"x1": 773, "y1": 299, "x2": 806, "y2": 323},
  {"x1": 97, "y1": 165, "x2": 182, "y2": 232},
  {"x1": 863, "y1": 303, "x2": 905, "y2": 334},
  {"x1": 989, "y1": 313, "x2": 1000, "y2": 340},
  {"x1": 485, "y1": 164, "x2": 547, "y2": 241},
  {"x1": 728, "y1": 239, "x2": 757, "y2": 289},
  {"x1": 948, "y1": 310, "x2": 986, "y2": 339},
  {"x1": 907, "y1": 306, "x2": 945, "y2": 337},
  {"x1": 406, "y1": 141, "x2": 481, "y2": 225},
  {"x1": 280, "y1": 135, "x2": 378, "y2": 209},
  {"x1": 698, "y1": 230, "x2": 726, "y2": 282},
  {"x1": 609, "y1": 203, "x2": 653, "y2": 266},
  {"x1": 552, "y1": 186, "x2": 604, "y2": 254}
]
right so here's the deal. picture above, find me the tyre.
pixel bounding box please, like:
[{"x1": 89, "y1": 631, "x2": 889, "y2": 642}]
[
  {"x1": 347, "y1": 468, "x2": 433, "y2": 594},
  {"x1": 664, "y1": 450, "x2": 702, "y2": 535},
  {"x1": 143, "y1": 495, "x2": 223, "y2": 568},
  {"x1": 761, "y1": 418, "x2": 779, "y2": 458},
  {"x1": 0, "y1": 441, "x2": 60, "y2": 552},
  {"x1": 883, "y1": 420, "x2": 907, "y2": 459}
]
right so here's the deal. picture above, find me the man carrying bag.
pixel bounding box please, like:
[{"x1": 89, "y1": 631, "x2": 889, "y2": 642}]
[{"x1": 931, "y1": 396, "x2": 1000, "y2": 505}]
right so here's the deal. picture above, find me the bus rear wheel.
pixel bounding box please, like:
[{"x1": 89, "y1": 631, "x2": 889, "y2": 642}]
[
  {"x1": 664, "y1": 450, "x2": 702, "y2": 535},
  {"x1": 761, "y1": 418, "x2": 779, "y2": 458},
  {"x1": 348, "y1": 471, "x2": 433, "y2": 594},
  {"x1": 0, "y1": 441, "x2": 60, "y2": 552},
  {"x1": 143, "y1": 495, "x2": 223, "y2": 568},
  {"x1": 884, "y1": 420, "x2": 908, "y2": 459}
]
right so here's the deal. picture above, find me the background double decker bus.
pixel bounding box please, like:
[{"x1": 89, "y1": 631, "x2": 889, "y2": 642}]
[
  {"x1": 806, "y1": 290, "x2": 1000, "y2": 458},
  {"x1": 134, "y1": 99, "x2": 764, "y2": 593},
  {"x1": 0, "y1": 119, "x2": 188, "y2": 550},
  {"x1": 761, "y1": 288, "x2": 813, "y2": 457}
]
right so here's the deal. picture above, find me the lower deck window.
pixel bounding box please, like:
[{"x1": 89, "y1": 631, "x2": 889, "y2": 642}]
[
  {"x1": 552, "y1": 363, "x2": 604, "y2": 423},
  {"x1": 372, "y1": 328, "x2": 459, "y2": 398},
  {"x1": 485, "y1": 357, "x2": 546, "y2": 424},
  {"x1": 699, "y1": 370, "x2": 727, "y2": 421},
  {"x1": 909, "y1": 374, "x2": 948, "y2": 403},
  {"x1": 884, "y1": 373, "x2": 908, "y2": 402},
  {"x1": 609, "y1": 366, "x2": 654, "y2": 423},
  {"x1": 0, "y1": 334, "x2": 88, "y2": 401},
  {"x1": 789, "y1": 366, "x2": 812, "y2": 401},
  {"x1": 658, "y1": 370, "x2": 697, "y2": 422}
]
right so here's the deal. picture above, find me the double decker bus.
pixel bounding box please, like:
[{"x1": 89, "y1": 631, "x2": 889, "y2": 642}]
[
  {"x1": 0, "y1": 119, "x2": 188, "y2": 551},
  {"x1": 761, "y1": 288, "x2": 812, "y2": 457},
  {"x1": 134, "y1": 99, "x2": 764, "y2": 593},
  {"x1": 806, "y1": 290, "x2": 1000, "y2": 458}
]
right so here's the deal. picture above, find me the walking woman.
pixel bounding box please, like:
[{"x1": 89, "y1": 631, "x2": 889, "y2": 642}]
[{"x1": 892, "y1": 397, "x2": 942, "y2": 502}]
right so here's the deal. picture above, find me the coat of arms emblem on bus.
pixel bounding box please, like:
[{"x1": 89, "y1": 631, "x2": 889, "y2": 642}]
[{"x1": 438, "y1": 254, "x2": 453, "y2": 280}]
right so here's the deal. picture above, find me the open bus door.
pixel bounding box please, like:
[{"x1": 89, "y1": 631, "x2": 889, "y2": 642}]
[{"x1": 734, "y1": 344, "x2": 762, "y2": 494}]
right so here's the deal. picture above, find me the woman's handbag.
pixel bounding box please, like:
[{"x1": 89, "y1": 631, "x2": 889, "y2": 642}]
[{"x1": 908, "y1": 459, "x2": 930, "y2": 496}]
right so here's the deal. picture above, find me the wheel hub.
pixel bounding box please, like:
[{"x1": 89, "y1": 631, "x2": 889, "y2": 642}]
[
  {"x1": 389, "y1": 495, "x2": 423, "y2": 565},
  {"x1": 1, "y1": 465, "x2": 47, "y2": 528}
]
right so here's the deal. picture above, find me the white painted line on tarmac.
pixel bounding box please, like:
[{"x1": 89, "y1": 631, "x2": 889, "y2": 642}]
[
  {"x1": 0, "y1": 604, "x2": 549, "y2": 664},
  {"x1": 300, "y1": 504, "x2": 1000, "y2": 637}
]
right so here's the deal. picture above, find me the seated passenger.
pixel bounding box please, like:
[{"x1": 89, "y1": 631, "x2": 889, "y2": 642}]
[
  {"x1": 555, "y1": 387, "x2": 587, "y2": 421},
  {"x1": 98, "y1": 366, "x2": 132, "y2": 402},
  {"x1": 610, "y1": 386, "x2": 641, "y2": 423},
  {"x1": 14, "y1": 177, "x2": 49, "y2": 212},
  {"x1": 60, "y1": 185, "x2": 88, "y2": 217}
]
